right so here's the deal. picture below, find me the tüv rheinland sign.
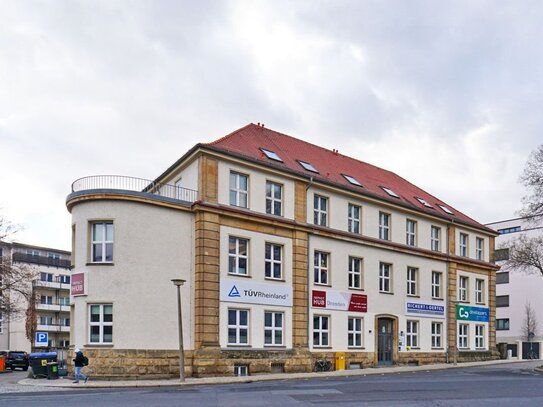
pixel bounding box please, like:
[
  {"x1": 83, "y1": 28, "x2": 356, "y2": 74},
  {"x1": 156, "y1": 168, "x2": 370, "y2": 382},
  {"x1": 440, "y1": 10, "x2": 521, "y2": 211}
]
[
  {"x1": 456, "y1": 304, "x2": 489, "y2": 322},
  {"x1": 220, "y1": 279, "x2": 292, "y2": 307}
]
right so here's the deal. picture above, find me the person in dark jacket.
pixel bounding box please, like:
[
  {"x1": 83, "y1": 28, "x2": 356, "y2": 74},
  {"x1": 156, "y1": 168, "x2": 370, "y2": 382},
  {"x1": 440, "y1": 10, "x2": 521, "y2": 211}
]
[{"x1": 72, "y1": 348, "x2": 88, "y2": 383}]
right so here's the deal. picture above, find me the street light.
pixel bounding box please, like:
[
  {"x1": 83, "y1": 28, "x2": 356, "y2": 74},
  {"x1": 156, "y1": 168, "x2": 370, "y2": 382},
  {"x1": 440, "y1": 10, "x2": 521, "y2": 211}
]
[{"x1": 171, "y1": 278, "x2": 186, "y2": 382}]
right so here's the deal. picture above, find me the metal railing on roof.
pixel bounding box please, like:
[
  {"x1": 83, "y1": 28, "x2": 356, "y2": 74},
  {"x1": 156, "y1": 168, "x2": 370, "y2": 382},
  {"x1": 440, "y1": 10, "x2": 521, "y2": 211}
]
[{"x1": 71, "y1": 175, "x2": 198, "y2": 203}]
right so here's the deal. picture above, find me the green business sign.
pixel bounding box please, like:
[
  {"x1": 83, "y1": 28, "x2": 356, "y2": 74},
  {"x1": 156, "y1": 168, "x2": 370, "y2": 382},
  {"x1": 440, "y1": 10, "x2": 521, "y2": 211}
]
[{"x1": 456, "y1": 305, "x2": 489, "y2": 322}]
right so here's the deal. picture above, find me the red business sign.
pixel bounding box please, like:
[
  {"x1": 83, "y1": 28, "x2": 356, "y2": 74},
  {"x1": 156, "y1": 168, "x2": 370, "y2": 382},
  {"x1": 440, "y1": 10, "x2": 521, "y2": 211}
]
[
  {"x1": 71, "y1": 273, "x2": 85, "y2": 296},
  {"x1": 311, "y1": 289, "x2": 367, "y2": 313},
  {"x1": 312, "y1": 290, "x2": 326, "y2": 308},
  {"x1": 348, "y1": 293, "x2": 368, "y2": 312}
]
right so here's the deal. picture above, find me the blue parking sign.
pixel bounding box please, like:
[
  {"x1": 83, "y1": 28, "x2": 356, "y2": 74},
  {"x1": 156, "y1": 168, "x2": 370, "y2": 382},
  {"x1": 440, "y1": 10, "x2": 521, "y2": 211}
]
[{"x1": 35, "y1": 331, "x2": 48, "y2": 346}]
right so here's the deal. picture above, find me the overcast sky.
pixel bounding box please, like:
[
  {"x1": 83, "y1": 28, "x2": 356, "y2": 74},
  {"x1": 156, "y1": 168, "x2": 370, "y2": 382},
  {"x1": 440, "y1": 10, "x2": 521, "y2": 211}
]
[{"x1": 1, "y1": 0, "x2": 542, "y2": 251}]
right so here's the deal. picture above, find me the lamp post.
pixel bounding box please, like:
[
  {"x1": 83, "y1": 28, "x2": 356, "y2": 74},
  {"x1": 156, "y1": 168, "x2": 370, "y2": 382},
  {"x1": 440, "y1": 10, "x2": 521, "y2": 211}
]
[{"x1": 171, "y1": 278, "x2": 186, "y2": 382}]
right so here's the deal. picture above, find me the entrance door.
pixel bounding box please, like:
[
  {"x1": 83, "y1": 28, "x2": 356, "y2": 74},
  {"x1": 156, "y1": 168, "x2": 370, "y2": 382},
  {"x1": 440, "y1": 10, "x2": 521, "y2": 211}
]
[{"x1": 378, "y1": 318, "x2": 393, "y2": 365}]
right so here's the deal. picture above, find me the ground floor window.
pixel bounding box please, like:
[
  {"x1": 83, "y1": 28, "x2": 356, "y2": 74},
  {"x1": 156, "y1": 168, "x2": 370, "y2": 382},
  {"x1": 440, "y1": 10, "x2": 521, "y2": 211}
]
[
  {"x1": 348, "y1": 317, "x2": 363, "y2": 348},
  {"x1": 406, "y1": 320, "x2": 418, "y2": 348},
  {"x1": 264, "y1": 311, "x2": 283, "y2": 346},
  {"x1": 89, "y1": 304, "x2": 113, "y2": 344},
  {"x1": 313, "y1": 315, "x2": 330, "y2": 347},
  {"x1": 228, "y1": 309, "x2": 249, "y2": 345},
  {"x1": 475, "y1": 325, "x2": 485, "y2": 349},
  {"x1": 458, "y1": 323, "x2": 469, "y2": 349},
  {"x1": 431, "y1": 322, "x2": 442, "y2": 348}
]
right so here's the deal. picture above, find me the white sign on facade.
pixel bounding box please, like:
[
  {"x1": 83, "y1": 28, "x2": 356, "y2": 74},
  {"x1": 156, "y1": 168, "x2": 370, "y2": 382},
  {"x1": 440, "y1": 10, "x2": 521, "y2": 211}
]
[
  {"x1": 405, "y1": 300, "x2": 446, "y2": 318},
  {"x1": 220, "y1": 279, "x2": 293, "y2": 307}
]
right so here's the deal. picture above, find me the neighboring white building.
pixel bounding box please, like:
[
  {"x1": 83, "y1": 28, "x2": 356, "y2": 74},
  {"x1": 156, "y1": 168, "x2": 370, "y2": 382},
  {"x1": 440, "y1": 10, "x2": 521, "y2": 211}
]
[
  {"x1": 66, "y1": 123, "x2": 499, "y2": 378},
  {"x1": 486, "y1": 216, "x2": 543, "y2": 358}
]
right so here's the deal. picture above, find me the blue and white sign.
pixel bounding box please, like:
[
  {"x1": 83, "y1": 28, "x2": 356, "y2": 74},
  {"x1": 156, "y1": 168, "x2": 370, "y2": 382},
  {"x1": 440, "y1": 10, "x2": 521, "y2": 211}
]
[
  {"x1": 220, "y1": 279, "x2": 292, "y2": 306},
  {"x1": 35, "y1": 331, "x2": 48, "y2": 346},
  {"x1": 405, "y1": 300, "x2": 445, "y2": 318}
]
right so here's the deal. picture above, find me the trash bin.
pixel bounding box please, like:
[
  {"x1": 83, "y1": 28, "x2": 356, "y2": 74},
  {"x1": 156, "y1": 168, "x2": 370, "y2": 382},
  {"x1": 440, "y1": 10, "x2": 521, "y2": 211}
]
[
  {"x1": 47, "y1": 362, "x2": 59, "y2": 380},
  {"x1": 29, "y1": 352, "x2": 57, "y2": 378},
  {"x1": 335, "y1": 352, "x2": 346, "y2": 370}
]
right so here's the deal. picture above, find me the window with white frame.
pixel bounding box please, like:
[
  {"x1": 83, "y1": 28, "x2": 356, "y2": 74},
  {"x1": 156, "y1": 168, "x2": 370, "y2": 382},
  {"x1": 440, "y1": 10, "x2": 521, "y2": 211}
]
[
  {"x1": 475, "y1": 279, "x2": 485, "y2": 304},
  {"x1": 265, "y1": 243, "x2": 282, "y2": 280},
  {"x1": 313, "y1": 315, "x2": 329, "y2": 347},
  {"x1": 459, "y1": 233, "x2": 468, "y2": 257},
  {"x1": 59, "y1": 275, "x2": 70, "y2": 284},
  {"x1": 476, "y1": 237, "x2": 484, "y2": 261},
  {"x1": 314, "y1": 195, "x2": 328, "y2": 226},
  {"x1": 59, "y1": 339, "x2": 70, "y2": 348},
  {"x1": 406, "y1": 267, "x2": 418, "y2": 296},
  {"x1": 229, "y1": 237, "x2": 248, "y2": 275},
  {"x1": 40, "y1": 295, "x2": 53, "y2": 305},
  {"x1": 265, "y1": 181, "x2": 282, "y2": 216},
  {"x1": 431, "y1": 322, "x2": 442, "y2": 348},
  {"x1": 228, "y1": 309, "x2": 249, "y2": 345},
  {"x1": 91, "y1": 222, "x2": 113, "y2": 263},
  {"x1": 475, "y1": 325, "x2": 485, "y2": 348},
  {"x1": 264, "y1": 311, "x2": 283, "y2": 346},
  {"x1": 432, "y1": 271, "x2": 442, "y2": 299},
  {"x1": 406, "y1": 320, "x2": 418, "y2": 348},
  {"x1": 59, "y1": 297, "x2": 70, "y2": 306},
  {"x1": 229, "y1": 172, "x2": 248, "y2": 208},
  {"x1": 60, "y1": 317, "x2": 70, "y2": 326},
  {"x1": 348, "y1": 204, "x2": 361, "y2": 234},
  {"x1": 431, "y1": 226, "x2": 441, "y2": 251},
  {"x1": 314, "y1": 251, "x2": 329, "y2": 285},
  {"x1": 89, "y1": 304, "x2": 113, "y2": 344},
  {"x1": 39, "y1": 316, "x2": 53, "y2": 325},
  {"x1": 379, "y1": 212, "x2": 390, "y2": 240},
  {"x1": 406, "y1": 219, "x2": 417, "y2": 246},
  {"x1": 348, "y1": 256, "x2": 363, "y2": 289},
  {"x1": 458, "y1": 323, "x2": 469, "y2": 349},
  {"x1": 48, "y1": 252, "x2": 60, "y2": 260},
  {"x1": 40, "y1": 272, "x2": 53, "y2": 282},
  {"x1": 379, "y1": 262, "x2": 392, "y2": 293},
  {"x1": 348, "y1": 317, "x2": 363, "y2": 348},
  {"x1": 458, "y1": 276, "x2": 469, "y2": 302}
]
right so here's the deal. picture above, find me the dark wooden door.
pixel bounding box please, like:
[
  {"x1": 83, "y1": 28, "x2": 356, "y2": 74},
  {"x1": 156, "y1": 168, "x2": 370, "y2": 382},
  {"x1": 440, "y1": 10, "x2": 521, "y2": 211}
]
[{"x1": 378, "y1": 318, "x2": 393, "y2": 365}]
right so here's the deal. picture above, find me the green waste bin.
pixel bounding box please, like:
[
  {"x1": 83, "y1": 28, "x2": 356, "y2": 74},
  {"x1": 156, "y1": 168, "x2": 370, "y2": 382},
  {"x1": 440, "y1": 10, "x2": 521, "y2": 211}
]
[{"x1": 47, "y1": 362, "x2": 59, "y2": 380}]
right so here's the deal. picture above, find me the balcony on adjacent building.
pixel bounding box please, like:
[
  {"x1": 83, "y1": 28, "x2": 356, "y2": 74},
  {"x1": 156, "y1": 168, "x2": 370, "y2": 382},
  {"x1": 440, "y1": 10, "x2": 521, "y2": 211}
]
[
  {"x1": 36, "y1": 302, "x2": 70, "y2": 312},
  {"x1": 13, "y1": 252, "x2": 71, "y2": 269},
  {"x1": 33, "y1": 280, "x2": 71, "y2": 291},
  {"x1": 37, "y1": 324, "x2": 71, "y2": 333}
]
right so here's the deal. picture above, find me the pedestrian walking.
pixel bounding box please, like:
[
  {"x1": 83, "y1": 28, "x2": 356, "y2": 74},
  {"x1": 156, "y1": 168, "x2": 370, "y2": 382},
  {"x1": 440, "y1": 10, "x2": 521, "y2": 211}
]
[{"x1": 72, "y1": 348, "x2": 89, "y2": 383}]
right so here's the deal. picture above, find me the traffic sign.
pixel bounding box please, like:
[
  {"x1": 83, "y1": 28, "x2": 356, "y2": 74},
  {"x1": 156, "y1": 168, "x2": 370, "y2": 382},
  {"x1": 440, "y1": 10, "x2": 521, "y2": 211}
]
[{"x1": 35, "y1": 331, "x2": 48, "y2": 346}]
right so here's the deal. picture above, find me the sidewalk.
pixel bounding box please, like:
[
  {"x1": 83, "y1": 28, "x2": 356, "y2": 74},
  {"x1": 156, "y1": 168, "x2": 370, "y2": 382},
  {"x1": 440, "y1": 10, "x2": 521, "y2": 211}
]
[{"x1": 17, "y1": 359, "x2": 535, "y2": 389}]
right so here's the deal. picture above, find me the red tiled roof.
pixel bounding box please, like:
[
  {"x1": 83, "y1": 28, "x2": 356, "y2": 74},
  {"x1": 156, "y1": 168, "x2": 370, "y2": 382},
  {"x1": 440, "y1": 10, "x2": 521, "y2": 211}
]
[{"x1": 204, "y1": 123, "x2": 489, "y2": 231}]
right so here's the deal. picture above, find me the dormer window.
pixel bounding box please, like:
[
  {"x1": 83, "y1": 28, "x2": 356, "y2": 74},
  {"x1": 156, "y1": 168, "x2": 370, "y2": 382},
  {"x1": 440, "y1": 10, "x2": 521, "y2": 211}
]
[
  {"x1": 437, "y1": 204, "x2": 454, "y2": 215},
  {"x1": 260, "y1": 148, "x2": 283, "y2": 162},
  {"x1": 381, "y1": 186, "x2": 400, "y2": 198},
  {"x1": 343, "y1": 174, "x2": 363, "y2": 187},
  {"x1": 298, "y1": 160, "x2": 319, "y2": 173},
  {"x1": 416, "y1": 197, "x2": 433, "y2": 208}
]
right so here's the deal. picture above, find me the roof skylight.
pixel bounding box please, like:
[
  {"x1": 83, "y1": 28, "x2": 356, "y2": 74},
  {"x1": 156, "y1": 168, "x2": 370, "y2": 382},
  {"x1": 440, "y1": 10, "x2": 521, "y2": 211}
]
[
  {"x1": 298, "y1": 160, "x2": 319, "y2": 173},
  {"x1": 260, "y1": 148, "x2": 283, "y2": 162},
  {"x1": 342, "y1": 174, "x2": 363, "y2": 187},
  {"x1": 381, "y1": 186, "x2": 400, "y2": 198},
  {"x1": 437, "y1": 204, "x2": 454, "y2": 215},
  {"x1": 416, "y1": 197, "x2": 433, "y2": 208}
]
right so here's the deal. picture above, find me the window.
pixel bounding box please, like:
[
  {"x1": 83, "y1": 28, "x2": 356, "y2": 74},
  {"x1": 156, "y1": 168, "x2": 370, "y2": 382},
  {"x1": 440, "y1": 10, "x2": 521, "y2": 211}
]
[
  {"x1": 437, "y1": 204, "x2": 454, "y2": 215},
  {"x1": 497, "y1": 226, "x2": 521, "y2": 234},
  {"x1": 265, "y1": 181, "x2": 282, "y2": 216},
  {"x1": 313, "y1": 315, "x2": 329, "y2": 347},
  {"x1": 475, "y1": 237, "x2": 484, "y2": 261},
  {"x1": 313, "y1": 195, "x2": 328, "y2": 226},
  {"x1": 379, "y1": 262, "x2": 392, "y2": 293},
  {"x1": 298, "y1": 160, "x2": 319, "y2": 173},
  {"x1": 59, "y1": 297, "x2": 70, "y2": 306},
  {"x1": 494, "y1": 248, "x2": 510, "y2": 262},
  {"x1": 475, "y1": 279, "x2": 485, "y2": 304},
  {"x1": 59, "y1": 339, "x2": 70, "y2": 348},
  {"x1": 432, "y1": 271, "x2": 442, "y2": 299},
  {"x1": 379, "y1": 212, "x2": 390, "y2": 240},
  {"x1": 406, "y1": 267, "x2": 418, "y2": 296},
  {"x1": 431, "y1": 226, "x2": 441, "y2": 252},
  {"x1": 496, "y1": 272, "x2": 509, "y2": 284},
  {"x1": 314, "y1": 251, "x2": 329, "y2": 285},
  {"x1": 406, "y1": 320, "x2": 418, "y2": 348},
  {"x1": 431, "y1": 322, "x2": 443, "y2": 348},
  {"x1": 458, "y1": 276, "x2": 469, "y2": 302},
  {"x1": 343, "y1": 174, "x2": 363, "y2": 187},
  {"x1": 229, "y1": 237, "x2": 248, "y2": 275},
  {"x1": 348, "y1": 256, "x2": 363, "y2": 289},
  {"x1": 40, "y1": 295, "x2": 53, "y2": 305},
  {"x1": 234, "y1": 364, "x2": 249, "y2": 376},
  {"x1": 406, "y1": 219, "x2": 417, "y2": 246},
  {"x1": 91, "y1": 222, "x2": 113, "y2": 263},
  {"x1": 496, "y1": 295, "x2": 510, "y2": 307},
  {"x1": 459, "y1": 233, "x2": 468, "y2": 257},
  {"x1": 229, "y1": 172, "x2": 248, "y2": 208},
  {"x1": 496, "y1": 319, "x2": 510, "y2": 330},
  {"x1": 27, "y1": 249, "x2": 40, "y2": 256},
  {"x1": 348, "y1": 204, "x2": 361, "y2": 234},
  {"x1": 39, "y1": 316, "x2": 53, "y2": 325},
  {"x1": 416, "y1": 197, "x2": 433, "y2": 208},
  {"x1": 40, "y1": 272, "x2": 53, "y2": 282},
  {"x1": 228, "y1": 309, "x2": 249, "y2": 345},
  {"x1": 458, "y1": 323, "x2": 469, "y2": 349},
  {"x1": 260, "y1": 148, "x2": 283, "y2": 162},
  {"x1": 381, "y1": 186, "x2": 400, "y2": 198},
  {"x1": 264, "y1": 311, "x2": 283, "y2": 346},
  {"x1": 89, "y1": 304, "x2": 113, "y2": 344},
  {"x1": 59, "y1": 275, "x2": 70, "y2": 284},
  {"x1": 48, "y1": 252, "x2": 60, "y2": 260},
  {"x1": 265, "y1": 243, "x2": 282, "y2": 280},
  {"x1": 61, "y1": 317, "x2": 70, "y2": 326},
  {"x1": 475, "y1": 325, "x2": 485, "y2": 349},
  {"x1": 348, "y1": 317, "x2": 363, "y2": 348}
]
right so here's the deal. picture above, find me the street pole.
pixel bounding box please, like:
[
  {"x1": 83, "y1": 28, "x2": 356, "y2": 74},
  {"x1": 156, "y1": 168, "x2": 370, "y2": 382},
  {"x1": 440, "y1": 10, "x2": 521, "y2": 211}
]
[{"x1": 171, "y1": 279, "x2": 186, "y2": 382}]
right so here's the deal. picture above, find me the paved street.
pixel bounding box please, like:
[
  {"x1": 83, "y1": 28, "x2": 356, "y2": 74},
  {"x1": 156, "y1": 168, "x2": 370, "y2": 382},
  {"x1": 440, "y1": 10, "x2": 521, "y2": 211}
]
[{"x1": 0, "y1": 361, "x2": 542, "y2": 406}]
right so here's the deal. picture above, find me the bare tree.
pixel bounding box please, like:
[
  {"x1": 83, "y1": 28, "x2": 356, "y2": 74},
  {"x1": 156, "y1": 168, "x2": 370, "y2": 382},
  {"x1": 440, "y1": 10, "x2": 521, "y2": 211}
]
[
  {"x1": 501, "y1": 235, "x2": 543, "y2": 276},
  {"x1": 522, "y1": 302, "x2": 538, "y2": 342},
  {"x1": 520, "y1": 144, "x2": 543, "y2": 219}
]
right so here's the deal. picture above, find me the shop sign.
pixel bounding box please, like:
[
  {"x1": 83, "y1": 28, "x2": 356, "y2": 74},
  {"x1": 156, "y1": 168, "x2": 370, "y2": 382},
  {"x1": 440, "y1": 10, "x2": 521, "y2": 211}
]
[
  {"x1": 311, "y1": 289, "x2": 367, "y2": 312},
  {"x1": 220, "y1": 279, "x2": 292, "y2": 307},
  {"x1": 71, "y1": 272, "x2": 86, "y2": 296},
  {"x1": 405, "y1": 300, "x2": 445, "y2": 318},
  {"x1": 456, "y1": 304, "x2": 489, "y2": 322}
]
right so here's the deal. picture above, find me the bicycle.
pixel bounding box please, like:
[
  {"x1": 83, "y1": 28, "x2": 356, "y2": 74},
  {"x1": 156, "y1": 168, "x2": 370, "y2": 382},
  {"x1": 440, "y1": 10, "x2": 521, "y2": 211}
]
[{"x1": 314, "y1": 358, "x2": 333, "y2": 372}]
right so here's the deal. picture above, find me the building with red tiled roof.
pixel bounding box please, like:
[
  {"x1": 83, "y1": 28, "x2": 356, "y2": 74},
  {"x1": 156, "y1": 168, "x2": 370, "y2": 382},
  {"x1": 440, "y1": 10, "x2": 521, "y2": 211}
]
[{"x1": 67, "y1": 123, "x2": 499, "y2": 379}]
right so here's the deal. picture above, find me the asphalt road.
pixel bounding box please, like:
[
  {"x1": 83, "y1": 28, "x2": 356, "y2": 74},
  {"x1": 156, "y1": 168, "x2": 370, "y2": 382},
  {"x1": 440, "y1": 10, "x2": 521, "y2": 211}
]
[{"x1": 1, "y1": 361, "x2": 542, "y2": 406}]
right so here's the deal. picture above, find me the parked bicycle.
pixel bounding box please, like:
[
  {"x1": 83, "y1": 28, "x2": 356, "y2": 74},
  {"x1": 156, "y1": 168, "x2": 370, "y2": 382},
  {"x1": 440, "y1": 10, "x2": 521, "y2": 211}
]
[{"x1": 314, "y1": 357, "x2": 333, "y2": 372}]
